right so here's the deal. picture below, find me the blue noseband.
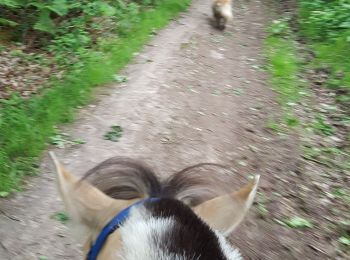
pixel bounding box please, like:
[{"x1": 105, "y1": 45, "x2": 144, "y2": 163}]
[{"x1": 87, "y1": 198, "x2": 160, "y2": 260}]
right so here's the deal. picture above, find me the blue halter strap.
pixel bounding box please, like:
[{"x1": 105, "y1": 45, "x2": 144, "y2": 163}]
[{"x1": 87, "y1": 198, "x2": 160, "y2": 260}]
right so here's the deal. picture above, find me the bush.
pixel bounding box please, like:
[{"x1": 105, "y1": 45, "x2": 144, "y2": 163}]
[
  {"x1": 298, "y1": 0, "x2": 350, "y2": 104},
  {"x1": 299, "y1": 0, "x2": 350, "y2": 42},
  {"x1": 0, "y1": 0, "x2": 191, "y2": 194},
  {"x1": 0, "y1": 0, "x2": 150, "y2": 45}
]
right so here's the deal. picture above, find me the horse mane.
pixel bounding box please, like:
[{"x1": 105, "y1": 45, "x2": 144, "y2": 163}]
[
  {"x1": 82, "y1": 157, "x2": 162, "y2": 199},
  {"x1": 82, "y1": 157, "x2": 235, "y2": 206}
]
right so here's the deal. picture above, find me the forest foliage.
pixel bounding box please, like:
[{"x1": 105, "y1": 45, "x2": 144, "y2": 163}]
[{"x1": 0, "y1": 0, "x2": 190, "y2": 194}]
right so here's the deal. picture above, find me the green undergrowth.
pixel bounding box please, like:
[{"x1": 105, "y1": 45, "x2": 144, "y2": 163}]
[
  {"x1": 298, "y1": 0, "x2": 350, "y2": 109},
  {"x1": 307, "y1": 36, "x2": 350, "y2": 107},
  {"x1": 265, "y1": 18, "x2": 303, "y2": 127},
  {"x1": 0, "y1": 0, "x2": 190, "y2": 194},
  {"x1": 265, "y1": 2, "x2": 350, "y2": 255}
]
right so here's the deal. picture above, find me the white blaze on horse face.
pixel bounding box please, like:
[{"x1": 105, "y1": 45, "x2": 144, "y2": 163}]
[
  {"x1": 117, "y1": 207, "x2": 179, "y2": 260},
  {"x1": 114, "y1": 206, "x2": 243, "y2": 260}
]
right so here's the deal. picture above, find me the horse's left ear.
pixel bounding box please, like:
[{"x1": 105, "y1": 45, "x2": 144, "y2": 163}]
[
  {"x1": 50, "y1": 152, "x2": 135, "y2": 232},
  {"x1": 193, "y1": 175, "x2": 260, "y2": 236}
]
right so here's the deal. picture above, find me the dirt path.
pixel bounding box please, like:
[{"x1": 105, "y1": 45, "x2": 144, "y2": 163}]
[{"x1": 0, "y1": 0, "x2": 311, "y2": 259}]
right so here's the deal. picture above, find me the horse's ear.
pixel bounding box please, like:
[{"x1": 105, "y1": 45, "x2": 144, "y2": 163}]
[
  {"x1": 193, "y1": 175, "x2": 260, "y2": 235},
  {"x1": 50, "y1": 152, "x2": 135, "y2": 232}
]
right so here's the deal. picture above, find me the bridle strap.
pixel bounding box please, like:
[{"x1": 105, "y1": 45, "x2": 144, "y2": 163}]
[{"x1": 87, "y1": 198, "x2": 160, "y2": 260}]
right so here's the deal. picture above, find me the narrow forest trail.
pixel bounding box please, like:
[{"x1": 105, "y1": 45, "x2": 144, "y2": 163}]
[{"x1": 0, "y1": 0, "x2": 313, "y2": 259}]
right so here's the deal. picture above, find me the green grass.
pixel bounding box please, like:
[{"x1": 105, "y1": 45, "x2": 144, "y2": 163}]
[
  {"x1": 310, "y1": 37, "x2": 350, "y2": 108},
  {"x1": 52, "y1": 211, "x2": 70, "y2": 224},
  {"x1": 298, "y1": 0, "x2": 350, "y2": 108},
  {"x1": 265, "y1": 35, "x2": 301, "y2": 105},
  {"x1": 0, "y1": 0, "x2": 190, "y2": 194},
  {"x1": 104, "y1": 125, "x2": 123, "y2": 142},
  {"x1": 265, "y1": 20, "x2": 303, "y2": 125},
  {"x1": 276, "y1": 216, "x2": 314, "y2": 229}
]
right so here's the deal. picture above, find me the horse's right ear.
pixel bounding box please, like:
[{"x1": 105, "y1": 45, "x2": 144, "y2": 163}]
[
  {"x1": 193, "y1": 175, "x2": 260, "y2": 236},
  {"x1": 50, "y1": 152, "x2": 136, "y2": 232}
]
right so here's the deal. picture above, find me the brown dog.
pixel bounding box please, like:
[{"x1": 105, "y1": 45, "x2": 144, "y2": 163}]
[{"x1": 212, "y1": 0, "x2": 233, "y2": 30}]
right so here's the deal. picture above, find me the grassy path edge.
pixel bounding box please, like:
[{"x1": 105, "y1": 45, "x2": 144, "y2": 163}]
[{"x1": 0, "y1": 0, "x2": 191, "y2": 194}]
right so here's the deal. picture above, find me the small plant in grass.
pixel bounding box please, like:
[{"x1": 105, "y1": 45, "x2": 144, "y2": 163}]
[
  {"x1": 337, "y1": 95, "x2": 350, "y2": 104},
  {"x1": 268, "y1": 18, "x2": 290, "y2": 37},
  {"x1": 0, "y1": 191, "x2": 10, "y2": 198},
  {"x1": 224, "y1": 31, "x2": 233, "y2": 37},
  {"x1": 50, "y1": 134, "x2": 86, "y2": 148},
  {"x1": 266, "y1": 119, "x2": 282, "y2": 133},
  {"x1": 50, "y1": 134, "x2": 68, "y2": 149},
  {"x1": 233, "y1": 88, "x2": 244, "y2": 96},
  {"x1": 312, "y1": 114, "x2": 335, "y2": 136},
  {"x1": 104, "y1": 125, "x2": 123, "y2": 142},
  {"x1": 332, "y1": 188, "x2": 350, "y2": 204},
  {"x1": 339, "y1": 235, "x2": 350, "y2": 246},
  {"x1": 52, "y1": 211, "x2": 70, "y2": 224},
  {"x1": 276, "y1": 216, "x2": 313, "y2": 228},
  {"x1": 256, "y1": 192, "x2": 268, "y2": 219},
  {"x1": 72, "y1": 138, "x2": 86, "y2": 144},
  {"x1": 257, "y1": 203, "x2": 268, "y2": 218},
  {"x1": 114, "y1": 75, "x2": 128, "y2": 83},
  {"x1": 304, "y1": 145, "x2": 323, "y2": 155},
  {"x1": 285, "y1": 114, "x2": 299, "y2": 127}
]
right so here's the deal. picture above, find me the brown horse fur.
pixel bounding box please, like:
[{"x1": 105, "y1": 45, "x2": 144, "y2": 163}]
[{"x1": 50, "y1": 152, "x2": 259, "y2": 259}]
